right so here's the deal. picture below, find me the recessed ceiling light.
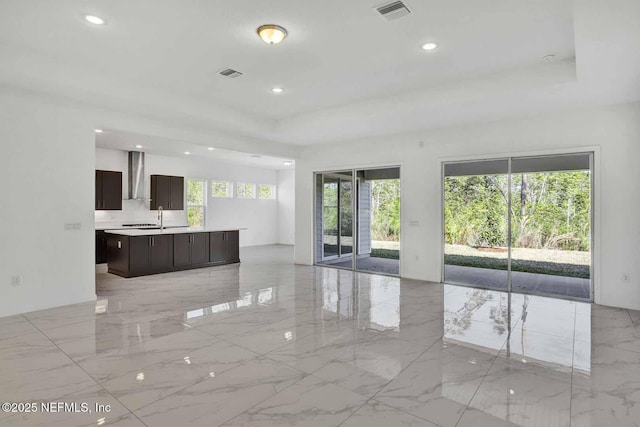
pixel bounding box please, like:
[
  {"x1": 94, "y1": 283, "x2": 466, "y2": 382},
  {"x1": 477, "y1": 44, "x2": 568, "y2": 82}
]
[
  {"x1": 208, "y1": 147, "x2": 215, "y2": 151},
  {"x1": 94, "y1": 129, "x2": 103, "y2": 133},
  {"x1": 271, "y1": 87, "x2": 283, "y2": 94},
  {"x1": 184, "y1": 151, "x2": 191, "y2": 155},
  {"x1": 135, "y1": 145, "x2": 142, "y2": 149},
  {"x1": 84, "y1": 15, "x2": 106, "y2": 25},
  {"x1": 257, "y1": 25, "x2": 288, "y2": 45},
  {"x1": 421, "y1": 42, "x2": 438, "y2": 51},
  {"x1": 283, "y1": 161, "x2": 293, "y2": 166}
]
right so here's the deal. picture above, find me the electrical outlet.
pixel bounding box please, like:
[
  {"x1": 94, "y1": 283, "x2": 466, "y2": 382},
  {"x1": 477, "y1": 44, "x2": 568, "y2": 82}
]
[
  {"x1": 11, "y1": 275, "x2": 21, "y2": 286},
  {"x1": 64, "y1": 222, "x2": 82, "y2": 230},
  {"x1": 409, "y1": 220, "x2": 420, "y2": 227}
]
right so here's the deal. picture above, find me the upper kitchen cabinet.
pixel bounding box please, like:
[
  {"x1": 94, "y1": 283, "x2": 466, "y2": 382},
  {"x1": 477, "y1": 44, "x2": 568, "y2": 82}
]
[
  {"x1": 95, "y1": 170, "x2": 122, "y2": 210},
  {"x1": 150, "y1": 175, "x2": 184, "y2": 210}
]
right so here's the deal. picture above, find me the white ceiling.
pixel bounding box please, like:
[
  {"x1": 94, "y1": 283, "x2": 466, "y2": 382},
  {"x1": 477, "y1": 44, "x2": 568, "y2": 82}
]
[
  {"x1": 1, "y1": 0, "x2": 639, "y2": 148},
  {"x1": 96, "y1": 130, "x2": 294, "y2": 170}
]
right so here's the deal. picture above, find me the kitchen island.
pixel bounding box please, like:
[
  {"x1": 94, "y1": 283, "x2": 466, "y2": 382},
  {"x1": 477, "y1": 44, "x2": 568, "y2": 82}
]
[{"x1": 105, "y1": 227, "x2": 244, "y2": 278}]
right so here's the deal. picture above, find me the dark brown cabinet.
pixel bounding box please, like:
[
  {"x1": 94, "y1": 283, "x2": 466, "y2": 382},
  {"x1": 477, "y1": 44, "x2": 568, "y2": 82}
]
[
  {"x1": 128, "y1": 235, "x2": 174, "y2": 275},
  {"x1": 174, "y1": 233, "x2": 210, "y2": 267},
  {"x1": 107, "y1": 235, "x2": 129, "y2": 273},
  {"x1": 95, "y1": 170, "x2": 122, "y2": 210},
  {"x1": 210, "y1": 231, "x2": 240, "y2": 264},
  {"x1": 107, "y1": 230, "x2": 239, "y2": 278},
  {"x1": 209, "y1": 232, "x2": 226, "y2": 264},
  {"x1": 150, "y1": 175, "x2": 184, "y2": 210},
  {"x1": 225, "y1": 230, "x2": 240, "y2": 263},
  {"x1": 170, "y1": 176, "x2": 184, "y2": 210},
  {"x1": 96, "y1": 231, "x2": 108, "y2": 264}
]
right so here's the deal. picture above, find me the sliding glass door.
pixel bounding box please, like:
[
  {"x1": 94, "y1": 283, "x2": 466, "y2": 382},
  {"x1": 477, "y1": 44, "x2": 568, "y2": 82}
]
[
  {"x1": 443, "y1": 153, "x2": 592, "y2": 301},
  {"x1": 315, "y1": 167, "x2": 401, "y2": 276},
  {"x1": 339, "y1": 178, "x2": 354, "y2": 258},
  {"x1": 355, "y1": 167, "x2": 400, "y2": 276},
  {"x1": 509, "y1": 155, "x2": 592, "y2": 299},
  {"x1": 443, "y1": 160, "x2": 510, "y2": 290},
  {"x1": 317, "y1": 171, "x2": 354, "y2": 269},
  {"x1": 322, "y1": 176, "x2": 340, "y2": 259}
]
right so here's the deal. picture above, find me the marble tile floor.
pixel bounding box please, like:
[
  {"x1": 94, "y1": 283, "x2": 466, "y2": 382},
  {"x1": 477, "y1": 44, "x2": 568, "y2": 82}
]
[{"x1": 0, "y1": 245, "x2": 639, "y2": 426}]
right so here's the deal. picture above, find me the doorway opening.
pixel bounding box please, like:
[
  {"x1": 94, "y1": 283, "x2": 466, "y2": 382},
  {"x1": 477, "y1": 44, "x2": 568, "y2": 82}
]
[
  {"x1": 315, "y1": 167, "x2": 400, "y2": 276},
  {"x1": 443, "y1": 153, "x2": 593, "y2": 301}
]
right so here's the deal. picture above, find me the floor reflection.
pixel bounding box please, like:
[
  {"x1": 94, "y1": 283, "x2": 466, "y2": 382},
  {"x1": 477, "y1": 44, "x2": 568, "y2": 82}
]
[
  {"x1": 444, "y1": 285, "x2": 591, "y2": 373},
  {"x1": 5, "y1": 246, "x2": 638, "y2": 427}
]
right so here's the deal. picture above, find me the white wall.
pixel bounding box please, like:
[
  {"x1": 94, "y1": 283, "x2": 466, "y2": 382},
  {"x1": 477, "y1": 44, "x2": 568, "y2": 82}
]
[
  {"x1": 295, "y1": 102, "x2": 640, "y2": 311},
  {"x1": 0, "y1": 85, "x2": 296, "y2": 318},
  {"x1": 0, "y1": 92, "x2": 96, "y2": 317},
  {"x1": 95, "y1": 148, "x2": 283, "y2": 247},
  {"x1": 277, "y1": 169, "x2": 295, "y2": 245}
]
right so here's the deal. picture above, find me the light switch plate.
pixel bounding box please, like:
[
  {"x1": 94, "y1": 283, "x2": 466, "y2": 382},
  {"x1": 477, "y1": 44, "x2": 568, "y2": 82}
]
[{"x1": 64, "y1": 222, "x2": 82, "y2": 230}]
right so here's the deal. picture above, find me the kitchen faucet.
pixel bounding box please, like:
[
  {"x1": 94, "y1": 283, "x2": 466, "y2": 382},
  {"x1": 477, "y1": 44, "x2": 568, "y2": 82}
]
[{"x1": 157, "y1": 206, "x2": 164, "y2": 231}]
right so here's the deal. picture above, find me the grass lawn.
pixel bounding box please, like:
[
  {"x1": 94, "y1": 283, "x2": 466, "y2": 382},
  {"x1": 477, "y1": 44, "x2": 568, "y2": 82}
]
[
  {"x1": 371, "y1": 248, "x2": 400, "y2": 260},
  {"x1": 369, "y1": 247, "x2": 589, "y2": 279},
  {"x1": 445, "y1": 254, "x2": 590, "y2": 279}
]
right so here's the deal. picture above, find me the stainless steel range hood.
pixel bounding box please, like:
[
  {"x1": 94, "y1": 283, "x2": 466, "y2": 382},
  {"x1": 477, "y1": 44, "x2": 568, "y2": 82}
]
[{"x1": 128, "y1": 151, "x2": 146, "y2": 200}]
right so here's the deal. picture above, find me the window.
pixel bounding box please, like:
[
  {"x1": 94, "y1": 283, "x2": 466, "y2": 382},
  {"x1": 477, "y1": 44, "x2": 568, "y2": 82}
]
[
  {"x1": 211, "y1": 180, "x2": 232, "y2": 198},
  {"x1": 236, "y1": 183, "x2": 256, "y2": 199},
  {"x1": 258, "y1": 184, "x2": 276, "y2": 200},
  {"x1": 186, "y1": 179, "x2": 206, "y2": 227}
]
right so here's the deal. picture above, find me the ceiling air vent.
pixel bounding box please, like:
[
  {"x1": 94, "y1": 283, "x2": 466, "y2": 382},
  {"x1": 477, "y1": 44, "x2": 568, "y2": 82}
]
[
  {"x1": 219, "y1": 68, "x2": 244, "y2": 79},
  {"x1": 376, "y1": 1, "x2": 411, "y2": 21}
]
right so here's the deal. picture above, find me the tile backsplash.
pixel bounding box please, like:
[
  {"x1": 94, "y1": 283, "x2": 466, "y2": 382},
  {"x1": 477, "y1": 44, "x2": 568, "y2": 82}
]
[{"x1": 95, "y1": 199, "x2": 186, "y2": 227}]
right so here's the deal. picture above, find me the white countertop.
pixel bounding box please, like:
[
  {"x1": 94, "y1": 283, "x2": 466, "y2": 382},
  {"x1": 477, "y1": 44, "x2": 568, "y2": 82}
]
[
  {"x1": 95, "y1": 223, "x2": 188, "y2": 231},
  {"x1": 104, "y1": 227, "x2": 247, "y2": 236}
]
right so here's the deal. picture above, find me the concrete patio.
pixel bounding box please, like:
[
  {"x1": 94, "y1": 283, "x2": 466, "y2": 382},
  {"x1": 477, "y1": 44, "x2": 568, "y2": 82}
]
[
  {"x1": 320, "y1": 256, "x2": 400, "y2": 276},
  {"x1": 444, "y1": 264, "x2": 591, "y2": 299}
]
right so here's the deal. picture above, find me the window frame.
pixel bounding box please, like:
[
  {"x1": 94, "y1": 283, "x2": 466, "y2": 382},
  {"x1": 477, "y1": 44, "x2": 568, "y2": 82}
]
[
  {"x1": 236, "y1": 182, "x2": 256, "y2": 199},
  {"x1": 258, "y1": 184, "x2": 276, "y2": 200},
  {"x1": 186, "y1": 178, "x2": 207, "y2": 228},
  {"x1": 210, "y1": 180, "x2": 233, "y2": 198}
]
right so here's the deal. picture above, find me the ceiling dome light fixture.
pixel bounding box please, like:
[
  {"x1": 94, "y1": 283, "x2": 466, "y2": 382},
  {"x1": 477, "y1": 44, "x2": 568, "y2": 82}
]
[
  {"x1": 271, "y1": 87, "x2": 283, "y2": 94},
  {"x1": 84, "y1": 15, "x2": 106, "y2": 25},
  {"x1": 257, "y1": 25, "x2": 288, "y2": 45},
  {"x1": 421, "y1": 42, "x2": 438, "y2": 51},
  {"x1": 208, "y1": 147, "x2": 215, "y2": 151},
  {"x1": 184, "y1": 151, "x2": 191, "y2": 155},
  {"x1": 283, "y1": 161, "x2": 293, "y2": 166},
  {"x1": 94, "y1": 129, "x2": 103, "y2": 133}
]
